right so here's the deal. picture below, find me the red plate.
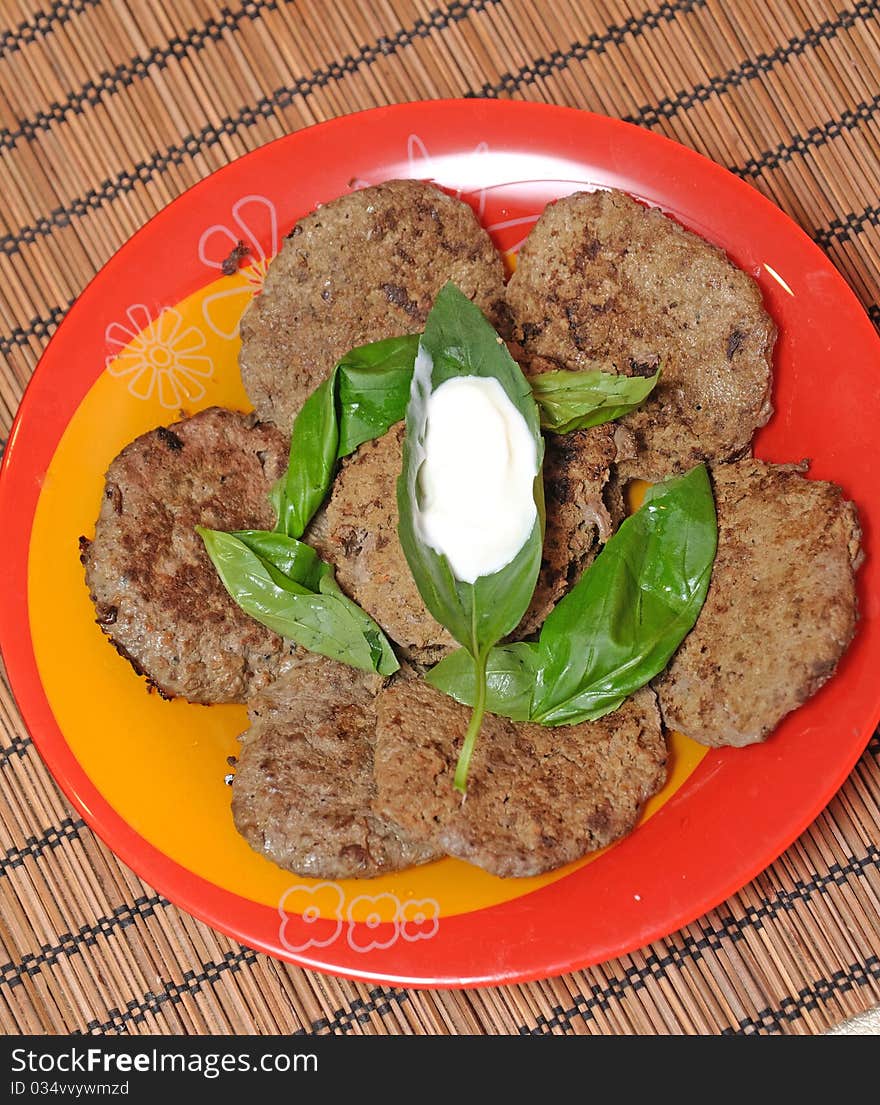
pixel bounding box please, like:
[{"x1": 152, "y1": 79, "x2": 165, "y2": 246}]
[{"x1": 1, "y1": 101, "x2": 878, "y2": 987}]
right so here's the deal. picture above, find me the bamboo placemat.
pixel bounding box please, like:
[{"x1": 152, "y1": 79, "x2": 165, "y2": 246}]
[{"x1": 1, "y1": 0, "x2": 879, "y2": 1037}]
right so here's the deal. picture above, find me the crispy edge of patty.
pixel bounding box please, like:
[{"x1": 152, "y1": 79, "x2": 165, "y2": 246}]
[
  {"x1": 231, "y1": 654, "x2": 441, "y2": 878},
  {"x1": 239, "y1": 179, "x2": 507, "y2": 433},
  {"x1": 653, "y1": 459, "x2": 863, "y2": 747},
  {"x1": 373, "y1": 678, "x2": 667, "y2": 878},
  {"x1": 80, "y1": 406, "x2": 289, "y2": 704},
  {"x1": 505, "y1": 188, "x2": 776, "y2": 480}
]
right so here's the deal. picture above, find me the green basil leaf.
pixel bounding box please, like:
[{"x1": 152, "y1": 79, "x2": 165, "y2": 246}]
[
  {"x1": 272, "y1": 335, "x2": 419, "y2": 539},
  {"x1": 275, "y1": 375, "x2": 339, "y2": 538},
  {"x1": 427, "y1": 464, "x2": 716, "y2": 727},
  {"x1": 397, "y1": 283, "x2": 545, "y2": 788},
  {"x1": 426, "y1": 642, "x2": 538, "y2": 722},
  {"x1": 272, "y1": 338, "x2": 654, "y2": 541},
  {"x1": 530, "y1": 463, "x2": 717, "y2": 725},
  {"x1": 230, "y1": 530, "x2": 328, "y2": 592},
  {"x1": 316, "y1": 569, "x2": 399, "y2": 675},
  {"x1": 530, "y1": 367, "x2": 661, "y2": 434},
  {"x1": 335, "y1": 334, "x2": 420, "y2": 456},
  {"x1": 197, "y1": 527, "x2": 399, "y2": 676},
  {"x1": 397, "y1": 283, "x2": 545, "y2": 656}
]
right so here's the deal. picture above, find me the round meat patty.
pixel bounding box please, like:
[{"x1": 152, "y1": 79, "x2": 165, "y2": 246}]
[
  {"x1": 308, "y1": 421, "x2": 623, "y2": 662},
  {"x1": 239, "y1": 179, "x2": 507, "y2": 433},
  {"x1": 653, "y1": 459, "x2": 863, "y2": 748},
  {"x1": 517, "y1": 420, "x2": 620, "y2": 637},
  {"x1": 506, "y1": 189, "x2": 776, "y2": 481},
  {"x1": 307, "y1": 423, "x2": 455, "y2": 665},
  {"x1": 374, "y1": 679, "x2": 667, "y2": 878},
  {"x1": 232, "y1": 654, "x2": 441, "y2": 879},
  {"x1": 81, "y1": 407, "x2": 289, "y2": 704}
]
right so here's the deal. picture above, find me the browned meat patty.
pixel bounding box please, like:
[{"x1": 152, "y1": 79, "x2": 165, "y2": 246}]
[
  {"x1": 506, "y1": 189, "x2": 776, "y2": 481},
  {"x1": 308, "y1": 421, "x2": 623, "y2": 662},
  {"x1": 239, "y1": 179, "x2": 507, "y2": 433},
  {"x1": 516, "y1": 421, "x2": 619, "y2": 636},
  {"x1": 374, "y1": 679, "x2": 667, "y2": 877},
  {"x1": 81, "y1": 407, "x2": 289, "y2": 704},
  {"x1": 307, "y1": 423, "x2": 455, "y2": 665},
  {"x1": 232, "y1": 654, "x2": 441, "y2": 879},
  {"x1": 653, "y1": 459, "x2": 862, "y2": 748}
]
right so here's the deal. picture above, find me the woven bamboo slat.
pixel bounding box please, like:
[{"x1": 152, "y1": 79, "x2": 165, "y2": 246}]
[{"x1": 1, "y1": 0, "x2": 879, "y2": 1035}]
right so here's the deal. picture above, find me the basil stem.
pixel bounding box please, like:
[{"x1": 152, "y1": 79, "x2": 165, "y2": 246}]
[
  {"x1": 397, "y1": 283, "x2": 545, "y2": 791},
  {"x1": 427, "y1": 463, "x2": 717, "y2": 725},
  {"x1": 425, "y1": 640, "x2": 537, "y2": 721},
  {"x1": 454, "y1": 650, "x2": 487, "y2": 791}
]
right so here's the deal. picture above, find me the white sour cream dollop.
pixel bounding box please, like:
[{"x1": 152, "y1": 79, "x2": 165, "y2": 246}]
[{"x1": 415, "y1": 374, "x2": 538, "y2": 584}]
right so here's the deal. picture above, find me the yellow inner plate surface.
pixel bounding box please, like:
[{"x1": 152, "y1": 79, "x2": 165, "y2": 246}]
[{"x1": 28, "y1": 274, "x2": 706, "y2": 922}]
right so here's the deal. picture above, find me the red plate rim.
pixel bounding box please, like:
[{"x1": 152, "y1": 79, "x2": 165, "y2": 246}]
[{"x1": 1, "y1": 100, "x2": 878, "y2": 988}]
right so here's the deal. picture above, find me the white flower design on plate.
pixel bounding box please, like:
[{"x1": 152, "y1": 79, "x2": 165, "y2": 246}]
[
  {"x1": 483, "y1": 211, "x2": 542, "y2": 258},
  {"x1": 104, "y1": 304, "x2": 213, "y2": 408},
  {"x1": 398, "y1": 898, "x2": 440, "y2": 943},
  {"x1": 346, "y1": 893, "x2": 401, "y2": 954},
  {"x1": 198, "y1": 195, "x2": 279, "y2": 340},
  {"x1": 278, "y1": 882, "x2": 345, "y2": 953},
  {"x1": 277, "y1": 882, "x2": 441, "y2": 955},
  {"x1": 405, "y1": 136, "x2": 539, "y2": 257},
  {"x1": 407, "y1": 133, "x2": 491, "y2": 219}
]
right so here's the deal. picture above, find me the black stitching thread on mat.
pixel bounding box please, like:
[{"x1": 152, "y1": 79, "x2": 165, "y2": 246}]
[
  {"x1": 468, "y1": 1, "x2": 871, "y2": 105},
  {"x1": 521, "y1": 958, "x2": 880, "y2": 1036},
  {"x1": 0, "y1": 816, "x2": 86, "y2": 880},
  {"x1": 724, "y1": 957, "x2": 880, "y2": 1034},
  {"x1": 7, "y1": 835, "x2": 879, "y2": 1027},
  {"x1": 1, "y1": 0, "x2": 498, "y2": 153},
  {"x1": 0, "y1": 893, "x2": 164, "y2": 989},
  {"x1": 521, "y1": 941, "x2": 880, "y2": 1036},
  {"x1": 0, "y1": 2, "x2": 282, "y2": 149},
  {"x1": 733, "y1": 93, "x2": 880, "y2": 179},
  {"x1": 0, "y1": 737, "x2": 873, "y2": 1024},
  {"x1": 2, "y1": 0, "x2": 694, "y2": 149},
  {"x1": 0, "y1": 733, "x2": 33, "y2": 768},
  {"x1": 517, "y1": 842, "x2": 880, "y2": 1034},
  {"x1": 467, "y1": 0, "x2": 705, "y2": 98},
  {"x1": 1, "y1": 0, "x2": 876, "y2": 263},
  {"x1": 76, "y1": 949, "x2": 258, "y2": 1032},
  {"x1": 77, "y1": 964, "x2": 408, "y2": 1034},
  {"x1": 298, "y1": 987, "x2": 410, "y2": 1035},
  {"x1": 0, "y1": 876, "x2": 411, "y2": 1036},
  {"x1": 0, "y1": 0, "x2": 500, "y2": 258},
  {"x1": 0, "y1": 0, "x2": 101, "y2": 58},
  {"x1": 621, "y1": 2, "x2": 875, "y2": 129},
  {"x1": 813, "y1": 202, "x2": 880, "y2": 248},
  {"x1": 0, "y1": 300, "x2": 72, "y2": 356}
]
